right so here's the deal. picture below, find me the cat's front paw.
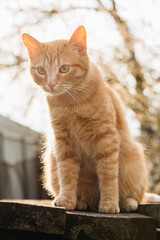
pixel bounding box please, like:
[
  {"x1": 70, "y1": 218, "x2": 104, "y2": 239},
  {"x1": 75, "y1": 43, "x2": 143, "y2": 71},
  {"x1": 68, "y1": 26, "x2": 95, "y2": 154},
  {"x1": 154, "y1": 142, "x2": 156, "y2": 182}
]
[
  {"x1": 76, "y1": 199, "x2": 88, "y2": 211},
  {"x1": 53, "y1": 196, "x2": 76, "y2": 210},
  {"x1": 120, "y1": 198, "x2": 138, "y2": 212},
  {"x1": 98, "y1": 201, "x2": 120, "y2": 213}
]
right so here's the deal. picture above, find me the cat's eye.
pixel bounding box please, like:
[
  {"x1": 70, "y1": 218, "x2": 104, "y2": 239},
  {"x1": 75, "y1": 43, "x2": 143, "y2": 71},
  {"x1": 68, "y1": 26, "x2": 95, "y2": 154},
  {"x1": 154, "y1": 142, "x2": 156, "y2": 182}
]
[
  {"x1": 37, "y1": 66, "x2": 46, "y2": 75},
  {"x1": 59, "y1": 65, "x2": 70, "y2": 73}
]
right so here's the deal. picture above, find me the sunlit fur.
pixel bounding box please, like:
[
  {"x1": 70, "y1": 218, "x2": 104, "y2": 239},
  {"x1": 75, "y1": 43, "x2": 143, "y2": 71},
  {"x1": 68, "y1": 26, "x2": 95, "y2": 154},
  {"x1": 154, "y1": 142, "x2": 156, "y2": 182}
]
[{"x1": 24, "y1": 28, "x2": 148, "y2": 213}]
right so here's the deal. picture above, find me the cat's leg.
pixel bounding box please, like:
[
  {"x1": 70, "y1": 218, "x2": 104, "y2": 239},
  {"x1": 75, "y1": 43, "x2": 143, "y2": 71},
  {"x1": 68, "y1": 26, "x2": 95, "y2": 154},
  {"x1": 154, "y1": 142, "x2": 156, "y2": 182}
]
[
  {"x1": 53, "y1": 158, "x2": 80, "y2": 210},
  {"x1": 53, "y1": 137, "x2": 80, "y2": 210},
  {"x1": 119, "y1": 141, "x2": 148, "y2": 212},
  {"x1": 94, "y1": 129, "x2": 120, "y2": 213},
  {"x1": 76, "y1": 175, "x2": 100, "y2": 211},
  {"x1": 43, "y1": 149, "x2": 59, "y2": 197}
]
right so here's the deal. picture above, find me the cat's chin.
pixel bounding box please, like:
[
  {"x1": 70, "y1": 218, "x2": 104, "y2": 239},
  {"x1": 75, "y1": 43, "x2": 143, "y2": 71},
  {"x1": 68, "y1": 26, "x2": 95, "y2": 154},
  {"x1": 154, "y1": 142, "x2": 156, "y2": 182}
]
[{"x1": 44, "y1": 88, "x2": 63, "y2": 97}]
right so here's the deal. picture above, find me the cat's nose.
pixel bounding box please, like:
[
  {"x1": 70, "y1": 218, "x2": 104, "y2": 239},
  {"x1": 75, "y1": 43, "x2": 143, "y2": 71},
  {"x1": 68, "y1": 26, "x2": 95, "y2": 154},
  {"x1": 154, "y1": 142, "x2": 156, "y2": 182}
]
[{"x1": 48, "y1": 82, "x2": 56, "y2": 89}]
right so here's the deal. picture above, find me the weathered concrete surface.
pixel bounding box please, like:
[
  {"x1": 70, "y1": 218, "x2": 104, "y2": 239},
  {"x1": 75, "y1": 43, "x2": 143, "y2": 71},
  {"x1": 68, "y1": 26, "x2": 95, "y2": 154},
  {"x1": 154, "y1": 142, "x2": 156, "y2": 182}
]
[
  {"x1": 0, "y1": 200, "x2": 158, "y2": 240},
  {"x1": 138, "y1": 204, "x2": 160, "y2": 227},
  {"x1": 0, "y1": 200, "x2": 66, "y2": 235},
  {"x1": 1, "y1": 199, "x2": 52, "y2": 207},
  {"x1": 157, "y1": 228, "x2": 160, "y2": 240},
  {"x1": 65, "y1": 211, "x2": 156, "y2": 240},
  {"x1": 0, "y1": 229, "x2": 63, "y2": 240}
]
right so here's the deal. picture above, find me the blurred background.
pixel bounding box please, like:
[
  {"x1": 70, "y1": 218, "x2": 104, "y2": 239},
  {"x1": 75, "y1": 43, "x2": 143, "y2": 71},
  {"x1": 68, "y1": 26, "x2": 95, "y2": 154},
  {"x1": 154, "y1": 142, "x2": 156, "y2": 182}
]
[{"x1": 0, "y1": 0, "x2": 160, "y2": 199}]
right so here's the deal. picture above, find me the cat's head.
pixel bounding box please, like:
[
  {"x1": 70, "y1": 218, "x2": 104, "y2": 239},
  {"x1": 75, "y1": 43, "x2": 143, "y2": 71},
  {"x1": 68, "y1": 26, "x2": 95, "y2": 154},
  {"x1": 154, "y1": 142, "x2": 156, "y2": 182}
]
[{"x1": 22, "y1": 26, "x2": 89, "y2": 96}]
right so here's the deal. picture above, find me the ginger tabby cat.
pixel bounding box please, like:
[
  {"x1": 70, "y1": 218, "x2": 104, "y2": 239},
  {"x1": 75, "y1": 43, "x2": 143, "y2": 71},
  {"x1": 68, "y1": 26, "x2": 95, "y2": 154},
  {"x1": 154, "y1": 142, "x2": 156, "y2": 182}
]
[{"x1": 22, "y1": 26, "x2": 148, "y2": 213}]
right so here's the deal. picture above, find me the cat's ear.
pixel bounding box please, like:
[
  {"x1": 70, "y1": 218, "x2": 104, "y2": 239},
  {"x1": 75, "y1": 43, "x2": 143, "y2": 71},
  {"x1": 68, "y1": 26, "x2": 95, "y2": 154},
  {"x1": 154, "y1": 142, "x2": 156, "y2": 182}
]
[
  {"x1": 69, "y1": 25, "x2": 87, "y2": 55},
  {"x1": 22, "y1": 33, "x2": 41, "y2": 57}
]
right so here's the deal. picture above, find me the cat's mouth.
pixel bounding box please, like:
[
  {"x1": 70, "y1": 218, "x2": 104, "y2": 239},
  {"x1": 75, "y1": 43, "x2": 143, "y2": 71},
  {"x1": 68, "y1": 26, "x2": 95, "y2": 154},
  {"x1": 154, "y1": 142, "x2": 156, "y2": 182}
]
[{"x1": 43, "y1": 85, "x2": 65, "y2": 96}]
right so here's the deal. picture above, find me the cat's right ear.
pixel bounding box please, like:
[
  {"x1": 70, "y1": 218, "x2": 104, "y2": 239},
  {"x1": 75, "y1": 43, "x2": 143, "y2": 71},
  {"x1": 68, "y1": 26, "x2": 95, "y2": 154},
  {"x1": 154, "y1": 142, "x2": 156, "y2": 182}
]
[
  {"x1": 22, "y1": 33, "x2": 41, "y2": 57},
  {"x1": 69, "y1": 26, "x2": 87, "y2": 56}
]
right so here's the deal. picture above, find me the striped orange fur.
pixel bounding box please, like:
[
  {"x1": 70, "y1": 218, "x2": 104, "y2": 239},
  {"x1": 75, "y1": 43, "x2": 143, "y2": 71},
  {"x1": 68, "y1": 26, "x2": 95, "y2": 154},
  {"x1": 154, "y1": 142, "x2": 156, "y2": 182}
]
[{"x1": 22, "y1": 26, "x2": 148, "y2": 213}]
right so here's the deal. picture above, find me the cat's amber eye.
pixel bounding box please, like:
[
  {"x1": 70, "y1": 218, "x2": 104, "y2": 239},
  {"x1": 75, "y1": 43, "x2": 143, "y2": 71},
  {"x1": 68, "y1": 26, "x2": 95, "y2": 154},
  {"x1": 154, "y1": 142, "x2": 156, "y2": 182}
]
[
  {"x1": 59, "y1": 65, "x2": 70, "y2": 73},
  {"x1": 37, "y1": 66, "x2": 46, "y2": 75}
]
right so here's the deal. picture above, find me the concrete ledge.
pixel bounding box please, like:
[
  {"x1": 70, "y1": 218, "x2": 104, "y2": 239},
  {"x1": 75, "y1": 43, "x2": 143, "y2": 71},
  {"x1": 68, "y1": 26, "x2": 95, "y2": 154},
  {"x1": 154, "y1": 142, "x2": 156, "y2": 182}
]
[
  {"x1": 65, "y1": 210, "x2": 156, "y2": 240},
  {"x1": 0, "y1": 200, "x2": 66, "y2": 235},
  {"x1": 0, "y1": 200, "x2": 158, "y2": 240},
  {"x1": 138, "y1": 204, "x2": 160, "y2": 227}
]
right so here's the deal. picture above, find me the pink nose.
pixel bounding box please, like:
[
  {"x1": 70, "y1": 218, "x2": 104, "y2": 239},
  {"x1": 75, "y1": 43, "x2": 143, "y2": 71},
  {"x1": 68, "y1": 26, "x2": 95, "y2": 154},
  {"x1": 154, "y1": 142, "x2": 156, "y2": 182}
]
[{"x1": 48, "y1": 82, "x2": 56, "y2": 88}]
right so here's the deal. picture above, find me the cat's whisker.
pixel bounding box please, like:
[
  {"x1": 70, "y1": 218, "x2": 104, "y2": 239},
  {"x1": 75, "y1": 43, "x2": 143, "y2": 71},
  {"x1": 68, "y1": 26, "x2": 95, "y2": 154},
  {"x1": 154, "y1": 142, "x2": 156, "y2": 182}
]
[
  {"x1": 64, "y1": 89, "x2": 77, "y2": 107},
  {"x1": 65, "y1": 89, "x2": 85, "y2": 112},
  {"x1": 68, "y1": 89, "x2": 86, "y2": 103},
  {"x1": 64, "y1": 90, "x2": 73, "y2": 107},
  {"x1": 65, "y1": 89, "x2": 80, "y2": 106},
  {"x1": 69, "y1": 83, "x2": 95, "y2": 95},
  {"x1": 68, "y1": 85, "x2": 86, "y2": 92},
  {"x1": 68, "y1": 87, "x2": 94, "y2": 103},
  {"x1": 68, "y1": 91, "x2": 86, "y2": 113}
]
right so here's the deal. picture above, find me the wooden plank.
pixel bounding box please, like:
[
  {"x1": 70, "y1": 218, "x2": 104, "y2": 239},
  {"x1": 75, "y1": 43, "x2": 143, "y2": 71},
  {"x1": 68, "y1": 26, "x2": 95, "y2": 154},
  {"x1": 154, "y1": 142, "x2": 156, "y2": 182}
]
[
  {"x1": 138, "y1": 204, "x2": 160, "y2": 227},
  {"x1": 0, "y1": 200, "x2": 66, "y2": 235}
]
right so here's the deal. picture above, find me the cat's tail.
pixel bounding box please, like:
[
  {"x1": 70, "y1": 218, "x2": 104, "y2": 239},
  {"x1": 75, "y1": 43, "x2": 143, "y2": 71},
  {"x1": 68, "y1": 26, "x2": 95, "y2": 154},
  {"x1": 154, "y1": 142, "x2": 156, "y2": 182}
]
[{"x1": 145, "y1": 192, "x2": 160, "y2": 203}]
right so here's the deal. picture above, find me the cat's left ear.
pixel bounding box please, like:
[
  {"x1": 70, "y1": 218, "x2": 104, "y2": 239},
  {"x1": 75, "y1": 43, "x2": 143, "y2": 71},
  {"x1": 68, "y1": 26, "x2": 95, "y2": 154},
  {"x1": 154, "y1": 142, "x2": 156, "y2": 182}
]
[
  {"x1": 69, "y1": 25, "x2": 87, "y2": 55},
  {"x1": 22, "y1": 33, "x2": 41, "y2": 57}
]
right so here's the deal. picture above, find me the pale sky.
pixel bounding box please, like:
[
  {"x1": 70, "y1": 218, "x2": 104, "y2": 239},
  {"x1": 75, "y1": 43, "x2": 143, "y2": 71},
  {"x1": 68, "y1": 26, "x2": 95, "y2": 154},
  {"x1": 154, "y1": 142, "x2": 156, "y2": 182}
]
[{"x1": 0, "y1": 0, "x2": 159, "y2": 136}]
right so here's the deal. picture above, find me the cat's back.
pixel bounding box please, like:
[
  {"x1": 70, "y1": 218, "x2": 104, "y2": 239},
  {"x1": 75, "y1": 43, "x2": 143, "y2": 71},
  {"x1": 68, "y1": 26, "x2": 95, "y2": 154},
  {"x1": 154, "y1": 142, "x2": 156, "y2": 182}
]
[{"x1": 106, "y1": 84, "x2": 130, "y2": 133}]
